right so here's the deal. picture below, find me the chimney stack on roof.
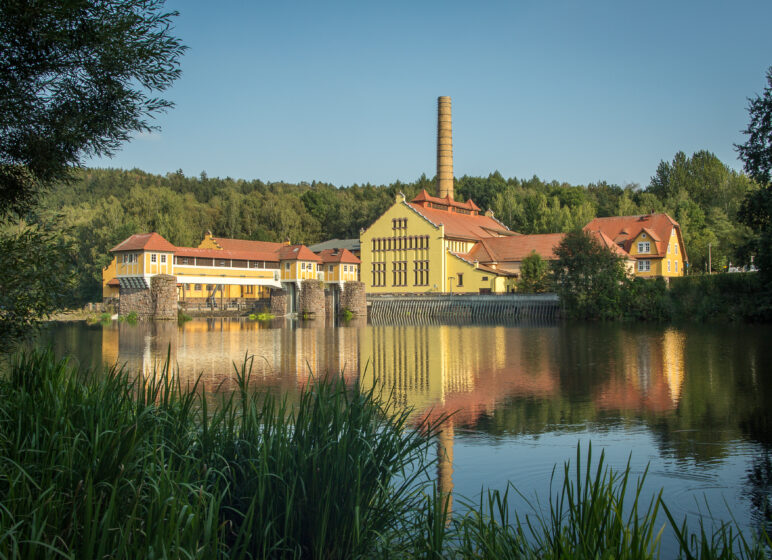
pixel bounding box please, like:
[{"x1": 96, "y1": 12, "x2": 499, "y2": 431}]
[{"x1": 437, "y1": 96, "x2": 454, "y2": 200}]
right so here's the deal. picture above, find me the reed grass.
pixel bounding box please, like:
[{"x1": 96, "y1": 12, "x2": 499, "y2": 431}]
[{"x1": 1, "y1": 349, "x2": 769, "y2": 559}]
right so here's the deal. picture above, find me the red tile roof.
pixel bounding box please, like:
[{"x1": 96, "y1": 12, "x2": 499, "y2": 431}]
[
  {"x1": 110, "y1": 233, "x2": 176, "y2": 253},
  {"x1": 211, "y1": 237, "x2": 285, "y2": 253},
  {"x1": 174, "y1": 247, "x2": 280, "y2": 262},
  {"x1": 406, "y1": 202, "x2": 511, "y2": 241},
  {"x1": 316, "y1": 248, "x2": 360, "y2": 264},
  {"x1": 411, "y1": 189, "x2": 481, "y2": 212},
  {"x1": 583, "y1": 213, "x2": 683, "y2": 259},
  {"x1": 279, "y1": 244, "x2": 322, "y2": 262},
  {"x1": 586, "y1": 230, "x2": 632, "y2": 259},
  {"x1": 466, "y1": 233, "x2": 565, "y2": 263}
]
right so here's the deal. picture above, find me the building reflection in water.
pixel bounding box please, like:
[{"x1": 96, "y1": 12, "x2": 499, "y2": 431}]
[{"x1": 102, "y1": 320, "x2": 688, "y2": 516}]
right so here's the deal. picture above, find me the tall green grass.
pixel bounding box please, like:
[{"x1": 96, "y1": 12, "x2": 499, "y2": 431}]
[
  {"x1": 0, "y1": 348, "x2": 445, "y2": 559},
  {"x1": 1, "y1": 349, "x2": 769, "y2": 558}
]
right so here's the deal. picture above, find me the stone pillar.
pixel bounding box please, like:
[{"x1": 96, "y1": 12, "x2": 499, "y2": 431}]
[
  {"x1": 325, "y1": 288, "x2": 335, "y2": 317},
  {"x1": 299, "y1": 280, "x2": 325, "y2": 318},
  {"x1": 270, "y1": 288, "x2": 289, "y2": 316},
  {"x1": 150, "y1": 275, "x2": 177, "y2": 320},
  {"x1": 340, "y1": 282, "x2": 366, "y2": 316},
  {"x1": 437, "y1": 96, "x2": 454, "y2": 200},
  {"x1": 119, "y1": 285, "x2": 152, "y2": 318}
]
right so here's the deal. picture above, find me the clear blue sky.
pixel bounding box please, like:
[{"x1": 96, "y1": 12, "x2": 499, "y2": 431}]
[{"x1": 89, "y1": 0, "x2": 772, "y2": 189}]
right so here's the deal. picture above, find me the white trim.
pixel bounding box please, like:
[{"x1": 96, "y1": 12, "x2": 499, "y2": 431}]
[{"x1": 176, "y1": 275, "x2": 281, "y2": 288}]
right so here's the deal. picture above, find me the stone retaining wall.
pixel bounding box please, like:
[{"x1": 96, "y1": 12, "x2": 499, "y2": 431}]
[
  {"x1": 151, "y1": 275, "x2": 177, "y2": 319},
  {"x1": 341, "y1": 282, "x2": 366, "y2": 316},
  {"x1": 270, "y1": 288, "x2": 289, "y2": 316},
  {"x1": 299, "y1": 281, "x2": 325, "y2": 318}
]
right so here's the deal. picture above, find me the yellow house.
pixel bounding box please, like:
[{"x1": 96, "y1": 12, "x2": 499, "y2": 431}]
[
  {"x1": 360, "y1": 190, "x2": 515, "y2": 294},
  {"x1": 584, "y1": 213, "x2": 688, "y2": 278}
]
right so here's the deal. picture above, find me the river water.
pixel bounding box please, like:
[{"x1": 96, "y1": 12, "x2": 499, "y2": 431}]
[{"x1": 39, "y1": 318, "x2": 772, "y2": 552}]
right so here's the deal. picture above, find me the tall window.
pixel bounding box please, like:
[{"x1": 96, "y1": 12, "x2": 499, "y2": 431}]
[
  {"x1": 457, "y1": 273, "x2": 464, "y2": 287},
  {"x1": 151, "y1": 253, "x2": 157, "y2": 263},
  {"x1": 372, "y1": 262, "x2": 386, "y2": 286},
  {"x1": 161, "y1": 254, "x2": 167, "y2": 263},
  {"x1": 414, "y1": 260, "x2": 429, "y2": 286},
  {"x1": 392, "y1": 261, "x2": 407, "y2": 286}
]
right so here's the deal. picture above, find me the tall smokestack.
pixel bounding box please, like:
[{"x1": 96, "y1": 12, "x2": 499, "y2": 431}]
[{"x1": 437, "y1": 96, "x2": 454, "y2": 200}]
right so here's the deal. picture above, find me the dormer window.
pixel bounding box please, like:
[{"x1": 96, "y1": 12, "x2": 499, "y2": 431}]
[
  {"x1": 637, "y1": 242, "x2": 650, "y2": 253},
  {"x1": 641, "y1": 233, "x2": 647, "y2": 239}
]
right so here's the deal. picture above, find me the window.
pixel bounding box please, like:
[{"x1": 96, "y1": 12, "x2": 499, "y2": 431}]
[
  {"x1": 637, "y1": 260, "x2": 650, "y2": 272},
  {"x1": 675, "y1": 244, "x2": 678, "y2": 254},
  {"x1": 457, "y1": 273, "x2": 463, "y2": 287},
  {"x1": 372, "y1": 262, "x2": 386, "y2": 286},
  {"x1": 195, "y1": 284, "x2": 201, "y2": 291},
  {"x1": 392, "y1": 261, "x2": 407, "y2": 286},
  {"x1": 637, "y1": 242, "x2": 650, "y2": 253},
  {"x1": 161, "y1": 254, "x2": 167, "y2": 263},
  {"x1": 413, "y1": 260, "x2": 429, "y2": 286},
  {"x1": 185, "y1": 284, "x2": 190, "y2": 291},
  {"x1": 151, "y1": 253, "x2": 157, "y2": 263},
  {"x1": 328, "y1": 265, "x2": 334, "y2": 273},
  {"x1": 668, "y1": 260, "x2": 671, "y2": 272},
  {"x1": 675, "y1": 262, "x2": 678, "y2": 272},
  {"x1": 206, "y1": 284, "x2": 213, "y2": 290},
  {"x1": 641, "y1": 233, "x2": 647, "y2": 238},
  {"x1": 482, "y1": 276, "x2": 488, "y2": 281},
  {"x1": 317, "y1": 264, "x2": 322, "y2": 272},
  {"x1": 285, "y1": 262, "x2": 291, "y2": 271}
]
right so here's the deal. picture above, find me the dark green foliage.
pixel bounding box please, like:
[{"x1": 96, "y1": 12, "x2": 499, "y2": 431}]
[
  {"x1": 517, "y1": 251, "x2": 551, "y2": 293},
  {"x1": 669, "y1": 273, "x2": 772, "y2": 322},
  {"x1": 552, "y1": 230, "x2": 627, "y2": 320},
  {"x1": 0, "y1": 225, "x2": 75, "y2": 349},
  {"x1": 0, "y1": 0, "x2": 186, "y2": 215},
  {"x1": 0, "y1": 348, "x2": 445, "y2": 559},
  {"x1": 736, "y1": 67, "x2": 772, "y2": 187},
  {"x1": 622, "y1": 277, "x2": 671, "y2": 322}
]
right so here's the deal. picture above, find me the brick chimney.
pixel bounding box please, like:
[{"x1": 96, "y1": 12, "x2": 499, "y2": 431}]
[{"x1": 437, "y1": 96, "x2": 454, "y2": 200}]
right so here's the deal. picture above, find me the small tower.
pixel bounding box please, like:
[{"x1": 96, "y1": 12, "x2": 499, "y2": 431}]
[{"x1": 437, "y1": 96, "x2": 454, "y2": 200}]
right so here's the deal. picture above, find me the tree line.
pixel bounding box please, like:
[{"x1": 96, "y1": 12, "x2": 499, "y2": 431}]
[{"x1": 28, "y1": 149, "x2": 759, "y2": 303}]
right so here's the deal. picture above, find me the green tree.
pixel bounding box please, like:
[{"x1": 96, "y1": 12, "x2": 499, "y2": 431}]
[
  {"x1": 552, "y1": 230, "x2": 627, "y2": 320},
  {"x1": 517, "y1": 251, "x2": 551, "y2": 293},
  {"x1": 0, "y1": 225, "x2": 74, "y2": 349},
  {"x1": 0, "y1": 0, "x2": 186, "y2": 214}
]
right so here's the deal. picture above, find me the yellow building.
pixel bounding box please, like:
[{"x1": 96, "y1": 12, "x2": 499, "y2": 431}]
[
  {"x1": 104, "y1": 232, "x2": 361, "y2": 311},
  {"x1": 360, "y1": 190, "x2": 516, "y2": 294},
  {"x1": 584, "y1": 213, "x2": 688, "y2": 278}
]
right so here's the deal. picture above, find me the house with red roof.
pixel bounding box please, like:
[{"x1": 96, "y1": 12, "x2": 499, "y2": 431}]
[{"x1": 584, "y1": 213, "x2": 687, "y2": 278}]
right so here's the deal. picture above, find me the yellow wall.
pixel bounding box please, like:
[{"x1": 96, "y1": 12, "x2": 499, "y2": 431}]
[
  {"x1": 444, "y1": 253, "x2": 498, "y2": 293},
  {"x1": 115, "y1": 251, "x2": 145, "y2": 276},
  {"x1": 102, "y1": 257, "x2": 119, "y2": 299},
  {"x1": 629, "y1": 228, "x2": 685, "y2": 278},
  {"x1": 361, "y1": 197, "x2": 444, "y2": 293},
  {"x1": 143, "y1": 251, "x2": 174, "y2": 276},
  {"x1": 323, "y1": 263, "x2": 359, "y2": 283},
  {"x1": 281, "y1": 260, "x2": 321, "y2": 281}
]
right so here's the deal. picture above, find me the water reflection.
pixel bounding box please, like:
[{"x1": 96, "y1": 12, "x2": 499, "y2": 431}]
[{"x1": 38, "y1": 319, "x2": 772, "y2": 547}]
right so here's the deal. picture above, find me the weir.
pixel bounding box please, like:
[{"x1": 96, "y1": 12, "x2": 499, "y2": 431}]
[{"x1": 367, "y1": 293, "x2": 560, "y2": 323}]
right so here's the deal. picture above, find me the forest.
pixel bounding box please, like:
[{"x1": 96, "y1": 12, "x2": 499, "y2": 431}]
[{"x1": 30, "y1": 149, "x2": 758, "y2": 303}]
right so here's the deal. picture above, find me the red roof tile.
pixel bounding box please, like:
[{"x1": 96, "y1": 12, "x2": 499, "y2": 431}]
[
  {"x1": 583, "y1": 213, "x2": 683, "y2": 259},
  {"x1": 110, "y1": 233, "x2": 176, "y2": 253},
  {"x1": 586, "y1": 230, "x2": 632, "y2": 259},
  {"x1": 467, "y1": 233, "x2": 565, "y2": 263},
  {"x1": 406, "y1": 201, "x2": 511, "y2": 240},
  {"x1": 278, "y1": 244, "x2": 322, "y2": 262},
  {"x1": 316, "y1": 248, "x2": 361, "y2": 264},
  {"x1": 211, "y1": 237, "x2": 286, "y2": 252}
]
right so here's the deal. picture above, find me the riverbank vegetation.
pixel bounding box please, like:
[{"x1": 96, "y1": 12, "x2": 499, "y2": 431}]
[{"x1": 1, "y1": 348, "x2": 769, "y2": 558}]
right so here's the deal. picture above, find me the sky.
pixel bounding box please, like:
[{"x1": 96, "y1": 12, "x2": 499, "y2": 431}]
[{"x1": 89, "y1": 0, "x2": 772, "y2": 189}]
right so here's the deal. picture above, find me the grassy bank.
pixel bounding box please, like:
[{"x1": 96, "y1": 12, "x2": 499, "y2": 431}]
[{"x1": 0, "y1": 350, "x2": 769, "y2": 558}]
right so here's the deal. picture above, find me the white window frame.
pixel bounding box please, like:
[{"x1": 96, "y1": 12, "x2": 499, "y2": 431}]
[
  {"x1": 637, "y1": 242, "x2": 650, "y2": 253},
  {"x1": 667, "y1": 260, "x2": 671, "y2": 272},
  {"x1": 285, "y1": 262, "x2": 291, "y2": 271},
  {"x1": 328, "y1": 265, "x2": 333, "y2": 273},
  {"x1": 151, "y1": 253, "x2": 157, "y2": 263},
  {"x1": 675, "y1": 261, "x2": 678, "y2": 272},
  {"x1": 638, "y1": 260, "x2": 651, "y2": 272},
  {"x1": 161, "y1": 254, "x2": 167, "y2": 264}
]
